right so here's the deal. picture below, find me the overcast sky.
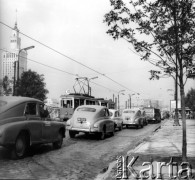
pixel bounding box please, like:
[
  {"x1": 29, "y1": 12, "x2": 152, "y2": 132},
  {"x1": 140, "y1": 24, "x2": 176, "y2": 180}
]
[{"x1": 0, "y1": 0, "x2": 194, "y2": 107}]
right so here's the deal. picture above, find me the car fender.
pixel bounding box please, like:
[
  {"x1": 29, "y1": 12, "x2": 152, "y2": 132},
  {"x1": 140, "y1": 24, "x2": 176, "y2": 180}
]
[{"x1": 0, "y1": 120, "x2": 30, "y2": 146}]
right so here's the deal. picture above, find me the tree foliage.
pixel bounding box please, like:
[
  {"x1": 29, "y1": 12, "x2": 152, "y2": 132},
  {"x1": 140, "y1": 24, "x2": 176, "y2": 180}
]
[
  {"x1": 104, "y1": 0, "x2": 195, "y2": 81},
  {"x1": 104, "y1": 0, "x2": 195, "y2": 161},
  {"x1": 185, "y1": 88, "x2": 195, "y2": 111},
  {"x1": 16, "y1": 70, "x2": 49, "y2": 101},
  {"x1": 2, "y1": 76, "x2": 12, "y2": 96}
]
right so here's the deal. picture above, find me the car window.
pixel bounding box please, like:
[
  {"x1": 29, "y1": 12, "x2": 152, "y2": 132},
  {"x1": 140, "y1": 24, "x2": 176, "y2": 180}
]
[
  {"x1": 25, "y1": 103, "x2": 37, "y2": 115},
  {"x1": 101, "y1": 108, "x2": 109, "y2": 117},
  {"x1": 115, "y1": 111, "x2": 118, "y2": 117},
  {"x1": 77, "y1": 107, "x2": 96, "y2": 112},
  {"x1": 39, "y1": 104, "x2": 50, "y2": 118}
]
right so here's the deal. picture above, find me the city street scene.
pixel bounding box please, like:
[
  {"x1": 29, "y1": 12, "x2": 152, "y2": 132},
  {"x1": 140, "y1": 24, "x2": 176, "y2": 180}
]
[{"x1": 0, "y1": 0, "x2": 195, "y2": 179}]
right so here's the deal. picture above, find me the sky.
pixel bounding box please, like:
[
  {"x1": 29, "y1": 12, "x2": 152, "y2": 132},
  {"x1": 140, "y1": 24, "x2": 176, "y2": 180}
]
[{"x1": 0, "y1": 0, "x2": 194, "y2": 108}]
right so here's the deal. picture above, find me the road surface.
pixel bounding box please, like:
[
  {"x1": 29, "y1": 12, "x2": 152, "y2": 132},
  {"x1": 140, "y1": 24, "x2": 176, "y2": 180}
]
[{"x1": 0, "y1": 123, "x2": 161, "y2": 179}]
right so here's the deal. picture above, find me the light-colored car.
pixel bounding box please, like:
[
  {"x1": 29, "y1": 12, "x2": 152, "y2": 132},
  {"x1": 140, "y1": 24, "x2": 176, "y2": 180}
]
[
  {"x1": 0, "y1": 96, "x2": 66, "y2": 159},
  {"x1": 68, "y1": 105, "x2": 115, "y2": 140},
  {"x1": 144, "y1": 107, "x2": 161, "y2": 123},
  {"x1": 122, "y1": 108, "x2": 144, "y2": 128},
  {"x1": 109, "y1": 109, "x2": 123, "y2": 131}
]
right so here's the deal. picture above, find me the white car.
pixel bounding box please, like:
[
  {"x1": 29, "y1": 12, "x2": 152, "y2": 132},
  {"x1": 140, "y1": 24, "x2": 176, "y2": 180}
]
[
  {"x1": 109, "y1": 109, "x2": 123, "y2": 131},
  {"x1": 122, "y1": 108, "x2": 144, "y2": 129},
  {"x1": 68, "y1": 105, "x2": 115, "y2": 140}
]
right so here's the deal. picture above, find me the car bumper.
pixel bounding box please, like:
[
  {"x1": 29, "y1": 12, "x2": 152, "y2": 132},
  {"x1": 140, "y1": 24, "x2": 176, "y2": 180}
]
[{"x1": 68, "y1": 126, "x2": 99, "y2": 133}]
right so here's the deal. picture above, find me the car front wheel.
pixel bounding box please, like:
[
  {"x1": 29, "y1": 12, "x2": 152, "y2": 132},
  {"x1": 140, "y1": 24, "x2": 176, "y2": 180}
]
[
  {"x1": 12, "y1": 133, "x2": 27, "y2": 159},
  {"x1": 69, "y1": 130, "x2": 76, "y2": 138},
  {"x1": 53, "y1": 131, "x2": 63, "y2": 149}
]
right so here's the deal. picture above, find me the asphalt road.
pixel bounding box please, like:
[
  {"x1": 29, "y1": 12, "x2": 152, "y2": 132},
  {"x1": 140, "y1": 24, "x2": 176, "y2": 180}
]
[{"x1": 0, "y1": 123, "x2": 161, "y2": 179}]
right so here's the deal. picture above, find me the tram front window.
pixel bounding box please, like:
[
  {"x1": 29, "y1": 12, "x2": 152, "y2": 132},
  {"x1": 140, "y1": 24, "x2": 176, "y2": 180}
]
[{"x1": 61, "y1": 99, "x2": 73, "y2": 108}]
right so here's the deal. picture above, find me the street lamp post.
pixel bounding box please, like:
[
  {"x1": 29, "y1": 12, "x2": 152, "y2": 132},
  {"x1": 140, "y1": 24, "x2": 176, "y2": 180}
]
[
  {"x1": 128, "y1": 93, "x2": 140, "y2": 108},
  {"x1": 14, "y1": 45, "x2": 35, "y2": 95},
  {"x1": 118, "y1": 90, "x2": 125, "y2": 111}
]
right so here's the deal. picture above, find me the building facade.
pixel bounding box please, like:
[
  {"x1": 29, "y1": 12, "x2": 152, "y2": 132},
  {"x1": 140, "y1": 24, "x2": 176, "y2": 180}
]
[{"x1": 0, "y1": 22, "x2": 27, "y2": 94}]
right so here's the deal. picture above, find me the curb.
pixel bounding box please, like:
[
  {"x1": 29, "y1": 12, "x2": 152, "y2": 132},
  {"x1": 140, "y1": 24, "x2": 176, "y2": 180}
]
[{"x1": 94, "y1": 121, "x2": 163, "y2": 180}]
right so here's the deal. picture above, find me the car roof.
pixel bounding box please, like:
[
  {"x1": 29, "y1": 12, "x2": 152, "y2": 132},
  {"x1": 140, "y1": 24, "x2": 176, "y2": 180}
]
[
  {"x1": 76, "y1": 105, "x2": 107, "y2": 111},
  {"x1": 0, "y1": 96, "x2": 42, "y2": 114}
]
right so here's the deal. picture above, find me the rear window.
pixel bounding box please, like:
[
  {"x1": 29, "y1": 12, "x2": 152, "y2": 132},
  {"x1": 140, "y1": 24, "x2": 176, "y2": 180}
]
[
  {"x1": 123, "y1": 110, "x2": 135, "y2": 114},
  {"x1": 77, "y1": 107, "x2": 96, "y2": 112},
  {"x1": 0, "y1": 100, "x2": 7, "y2": 107}
]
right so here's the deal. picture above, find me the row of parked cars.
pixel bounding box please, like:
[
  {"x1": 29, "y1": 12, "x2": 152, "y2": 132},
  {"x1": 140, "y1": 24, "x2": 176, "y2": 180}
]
[
  {"x1": 67, "y1": 105, "x2": 161, "y2": 140},
  {"x1": 0, "y1": 96, "x2": 162, "y2": 159}
]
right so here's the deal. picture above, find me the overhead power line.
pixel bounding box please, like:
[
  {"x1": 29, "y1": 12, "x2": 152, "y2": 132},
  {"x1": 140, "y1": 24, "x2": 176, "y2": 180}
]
[
  {"x1": 0, "y1": 21, "x2": 139, "y2": 94},
  {"x1": 0, "y1": 48, "x2": 118, "y2": 93}
]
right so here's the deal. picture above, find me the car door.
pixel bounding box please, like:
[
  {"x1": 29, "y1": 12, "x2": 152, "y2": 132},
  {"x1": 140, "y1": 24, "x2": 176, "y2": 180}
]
[
  {"x1": 39, "y1": 103, "x2": 53, "y2": 141},
  {"x1": 25, "y1": 102, "x2": 43, "y2": 143}
]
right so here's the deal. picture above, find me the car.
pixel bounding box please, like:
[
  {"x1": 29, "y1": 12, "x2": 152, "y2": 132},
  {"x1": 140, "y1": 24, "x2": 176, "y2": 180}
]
[
  {"x1": 109, "y1": 109, "x2": 123, "y2": 131},
  {"x1": 140, "y1": 110, "x2": 148, "y2": 126},
  {"x1": 0, "y1": 96, "x2": 66, "y2": 159},
  {"x1": 122, "y1": 108, "x2": 144, "y2": 129},
  {"x1": 144, "y1": 107, "x2": 161, "y2": 123},
  {"x1": 67, "y1": 105, "x2": 115, "y2": 140}
]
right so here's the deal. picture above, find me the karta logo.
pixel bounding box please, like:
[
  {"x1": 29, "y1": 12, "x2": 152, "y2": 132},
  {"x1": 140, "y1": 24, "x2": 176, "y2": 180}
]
[{"x1": 116, "y1": 156, "x2": 193, "y2": 179}]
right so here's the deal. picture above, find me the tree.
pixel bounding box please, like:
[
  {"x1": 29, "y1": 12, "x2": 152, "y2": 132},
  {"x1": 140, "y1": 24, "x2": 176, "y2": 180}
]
[
  {"x1": 2, "y1": 76, "x2": 12, "y2": 96},
  {"x1": 104, "y1": 0, "x2": 195, "y2": 161},
  {"x1": 185, "y1": 88, "x2": 195, "y2": 111},
  {"x1": 16, "y1": 70, "x2": 49, "y2": 101}
]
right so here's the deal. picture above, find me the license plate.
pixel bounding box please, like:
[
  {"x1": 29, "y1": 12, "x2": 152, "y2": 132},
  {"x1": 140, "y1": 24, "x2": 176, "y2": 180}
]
[{"x1": 77, "y1": 118, "x2": 86, "y2": 123}]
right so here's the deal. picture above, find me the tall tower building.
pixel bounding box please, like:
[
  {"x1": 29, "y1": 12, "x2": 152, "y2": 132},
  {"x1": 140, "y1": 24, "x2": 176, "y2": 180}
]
[{"x1": 0, "y1": 22, "x2": 27, "y2": 94}]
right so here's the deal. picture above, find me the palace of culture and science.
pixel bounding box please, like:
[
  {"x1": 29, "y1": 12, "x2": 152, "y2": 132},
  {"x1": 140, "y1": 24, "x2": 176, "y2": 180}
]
[{"x1": 0, "y1": 22, "x2": 27, "y2": 94}]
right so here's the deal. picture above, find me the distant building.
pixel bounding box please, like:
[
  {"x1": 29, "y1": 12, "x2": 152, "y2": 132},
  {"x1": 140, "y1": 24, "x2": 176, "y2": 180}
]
[{"x1": 0, "y1": 22, "x2": 27, "y2": 94}]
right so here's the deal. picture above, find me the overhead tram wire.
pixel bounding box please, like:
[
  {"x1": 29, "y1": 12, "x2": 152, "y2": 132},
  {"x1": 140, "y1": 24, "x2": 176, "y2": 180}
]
[
  {"x1": 0, "y1": 21, "x2": 139, "y2": 94},
  {"x1": 0, "y1": 48, "x2": 118, "y2": 93}
]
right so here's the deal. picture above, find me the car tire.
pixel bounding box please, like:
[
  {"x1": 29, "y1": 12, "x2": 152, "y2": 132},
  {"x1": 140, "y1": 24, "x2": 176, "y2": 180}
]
[
  {"x1": 53, "y1": 131, "x2": 63, "y2": 149},
  {"x1": 119, "y1": 124, "x2": 123, "y2": 131},
  {"x1": 110, "y1": 129, "x2": 115, "y2": 136},
  {"x1": 11, "y1": 133, "x2": 27, "y2": 159},
  {"x1": 140, "y1": 121, "x2": 143, "y2": 128},
  {"x1": 99, "y1": 131, "x2": 105, "y2": 140},
  {"x1": 69, "y1": 130, "x2": 76, "y2": 138},
  {"x1": 99, "y1": 127, "x2": 106, "y2": 140}
]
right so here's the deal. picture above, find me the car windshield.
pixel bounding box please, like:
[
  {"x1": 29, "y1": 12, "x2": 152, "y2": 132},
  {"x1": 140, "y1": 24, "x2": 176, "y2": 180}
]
[
  {"x1": 123, "y1": 110, "x2": 135, "y2": 114},
  {"x1": 77, "y1": 107, "x2": 96, "y2": 112},
  {"x1": 0, "y1": 100, "x2": 7, "y2": 107}
]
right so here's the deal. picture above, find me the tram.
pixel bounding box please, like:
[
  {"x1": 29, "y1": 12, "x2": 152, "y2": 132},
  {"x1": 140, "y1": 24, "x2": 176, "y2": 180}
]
[{"x1": 59, "y1": 93, "x2": 115, "y2": 121}]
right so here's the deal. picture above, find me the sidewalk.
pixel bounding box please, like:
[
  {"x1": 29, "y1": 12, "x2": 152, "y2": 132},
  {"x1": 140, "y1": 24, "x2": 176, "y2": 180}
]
[{"x1": 102, "y1": 119, "x2": 195, "y2": 180}]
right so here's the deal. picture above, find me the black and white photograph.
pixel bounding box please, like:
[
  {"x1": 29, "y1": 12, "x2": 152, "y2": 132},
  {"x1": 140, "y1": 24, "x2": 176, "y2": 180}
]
[{"x1": 0, "y1": 0, "x2": 195, "y2": 179}]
